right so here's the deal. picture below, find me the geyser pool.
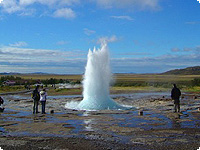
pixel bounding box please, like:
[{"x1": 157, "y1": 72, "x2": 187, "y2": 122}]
[{"x1": 65, "y1": 43, "x2": 126, "y2": 110}]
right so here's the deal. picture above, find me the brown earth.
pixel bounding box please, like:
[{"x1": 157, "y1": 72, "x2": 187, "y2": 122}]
[{"x1": 0, "y1": 92, "x2": 200, "y2": 150}]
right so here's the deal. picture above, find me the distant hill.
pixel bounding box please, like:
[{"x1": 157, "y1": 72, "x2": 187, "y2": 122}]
[
  {"x1": 0, "y1": 72, "x2": 49, "y2": 75},
  {"x1": 29, "y1": 72, "x2": 49, "y2": 75},
  {"x1": 162, "y1": 66, "x2": 200, "y2": 75},
  {"x1": 0, "y1": 72, "x2": 21, "y2": 75}
]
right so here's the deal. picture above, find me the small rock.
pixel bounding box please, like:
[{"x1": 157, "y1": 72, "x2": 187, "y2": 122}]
[{"x1": 50, "y1": 110, "x2": 54, "y2": 114}]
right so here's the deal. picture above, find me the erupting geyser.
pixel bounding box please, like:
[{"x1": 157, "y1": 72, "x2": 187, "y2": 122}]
[{"x1": 65, "y1": 42, "x2": 125, "y2": 110}]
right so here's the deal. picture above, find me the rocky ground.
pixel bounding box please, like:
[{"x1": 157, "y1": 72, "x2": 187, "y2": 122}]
[{"x1": 0, "y1": 92, "x2": 200, "y2": 150}]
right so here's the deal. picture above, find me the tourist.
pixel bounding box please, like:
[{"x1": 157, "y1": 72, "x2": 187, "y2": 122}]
[
  {"x1": 0, "y1": 96, "x2": 5, "y2": 112},
  {"x1": 40, "y1": 89, "x2": 47, "y2": 114},
  {"x1": 0, "y1": 96, "x2": 4, "y2": 105},
  {"x1": 171, "y1": 84, "x2": 181, "y2": 113},
  {"x1": 32, "y1": 85, "x2": 40, "y2": 114}
]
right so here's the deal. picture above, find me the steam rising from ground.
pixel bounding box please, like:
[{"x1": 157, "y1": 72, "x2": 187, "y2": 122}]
[{"x1": 65, "y1": 42, "x2": 124, "y2": 110}]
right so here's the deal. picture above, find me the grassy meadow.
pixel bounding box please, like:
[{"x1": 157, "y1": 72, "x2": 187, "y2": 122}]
[
  {"x1": 0, "y1": 74, "x2": 200, "y2": 95},
  {"x1": 112, "y1": 74, "x2": 200, "y2": 93},
  {"x1": 9, "y1": 73, "x2": 200, "y2": 83},
  {"x1": 15, "y1": 74, "x2": 82, "y2": 80}
]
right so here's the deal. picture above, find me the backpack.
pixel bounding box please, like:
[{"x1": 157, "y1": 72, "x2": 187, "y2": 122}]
[{"x1": 32, "y1": 90, "x2": 40, "y2": 100}]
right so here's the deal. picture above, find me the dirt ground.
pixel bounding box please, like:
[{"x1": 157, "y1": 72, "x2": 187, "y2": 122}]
[{"x1": 0, "y1": 92, "x2": 200, "y2": 150}]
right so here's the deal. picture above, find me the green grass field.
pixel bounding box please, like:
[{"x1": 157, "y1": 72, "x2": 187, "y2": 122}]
[
  {"x1": 0, "y1": 74, "x2": 200, "y2": 95},
  {"x1": 114, "y1": 74, "x2": 200, "y2": 83},
  {"x1": 9, "y1": 74, "x2": 82, "y2": 80},
  {"x1": 1, "y1": 73, "x2": 198, "y2": 83}
]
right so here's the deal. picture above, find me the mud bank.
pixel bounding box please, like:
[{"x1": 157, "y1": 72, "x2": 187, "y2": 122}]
[{"x1": 0, "y1": 92, "x2": 200, "y2": 150}]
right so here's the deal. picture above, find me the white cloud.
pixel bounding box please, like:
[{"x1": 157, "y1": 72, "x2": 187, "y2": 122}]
[
  {"x1": 185, "y1": 21, "x2": 200, "y2": 25},
  {"x1": 0, "y1": 46, "x2": 57, "y2": 59},
  {"x1": 19, "y1": 0, "x2": 50, "y2": 6},
  {"x1": 171, "y1": 46, "x2": 200, "y2": 53},
  {"x1": 57, "y1": 0, "x2": 80, "y2": 6},
  {"x1": 56, "y1": 41, "x2": 68, "y2": 45},
  {"x1": 0, "y1": 0, "x2": 161, "y2": 19},
  {"x1": 196, "y1": 46, "x2": 200, "y2": 52},
  {"x1": 19, "y1": 8, "x2": 36, "y2": 16},
  {"x1": 53, "y1": 8, "x2": 76, "y2": 19},
  {"x1": 111, "y1": 53, "x2": 200, "y2": 73},
  {"x1": 97, "y1": 35, "x2": 119, "y2": 44},
  {"x1": 171, "y1": 48, "x2": 180, "y2": 52},
  {"x1": 84, "y1": 28, "x2": 96, "y2": 36},
  {"x1": 0, "y1": 0, "x2": 23, "y2": 13},
  {"x1": 9, "y1": 41, "x2": 28, "y2": 47},
  {"x1": 19, "y1": 0, "x2": 80, "y2": 7},
  {"x1": 0, "y1": 0, "x2": 78, "y2": 19},
  {"x1": 183, "y1": 48, "x2": 193, "y2": 52},
  {"x1": 0, "y1": 44, "x2": 199, "y2": 74},
  {"x1": 0, "y1": 46, "x2": 86, "y2": 73},
  {"x1": 0, "y1": 0, "x2": 3, "y2": 4},
  {"x1": 0, "y1": 46, "x2": 84, "y2": 63},
  {"x1": 117, "y1": 52, "x2": 152, "y2": 56},
  {"x1": 91, "y1": 0, "x2": 160, "y2": 10},
  {"x1": 111, "y1": 15, "x2": 134, "y2": 21},
  {"x1": 0, "y1": 15, "x2": 3, "y2": 20}
]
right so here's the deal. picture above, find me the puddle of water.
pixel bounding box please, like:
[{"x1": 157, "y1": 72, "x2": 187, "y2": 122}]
[
  {"x1": 111, "y1": 92, "x2": 170, "y2": 99},
  {"x1": 0, "y1": 127, "x2": 5, "y2": 133},
  {"x1": 3, "y1": 92, "x2": 170, "y2": 101},
  {"x1": 64, "y1": 120, "x2": 85, "y2": 133},
  {"x1": 110, "y1": 110, "x2": 174, "y2": 130},
  {"x1": 1, "y1": 92, "x2": 199, "y2": 142}
]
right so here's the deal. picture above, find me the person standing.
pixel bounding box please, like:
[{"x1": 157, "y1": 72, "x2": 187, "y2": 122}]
[
  {"x1": 0, "y1": 96, "x2": 4, "y2": 105},
  {"x1": 0, "y1": 96, "x2": 5, "y2": 112},
  {"x1": 40, "y1": 89, "x2": 47, "y2": 114},
  {"x1": 32, "y1": 85, "x2": 40, "y2": 114},
  {"x1": 171, "y1": 84, "x2": 181, "y2": 113}
]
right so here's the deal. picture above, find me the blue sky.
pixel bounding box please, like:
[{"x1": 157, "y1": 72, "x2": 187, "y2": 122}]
[{"x1": 0, "y1": 0, "x2": 200, "y2": 74}]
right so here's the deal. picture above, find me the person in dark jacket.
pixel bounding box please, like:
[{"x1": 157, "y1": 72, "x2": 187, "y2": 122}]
[
  {"x1": 171, "y1": 84, "x2": 181, "y2": 112},
  {"x1": 0, "y1": 96, "x2": 4, "y2": 105},
  {"x1": 0, "y1": 96, "x2": 5, "y2": 112},
  {"x1": 32, "y1": 85, "x2": 40, "y2": 114}
]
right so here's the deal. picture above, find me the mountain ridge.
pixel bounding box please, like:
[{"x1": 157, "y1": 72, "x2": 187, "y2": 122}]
[
  {"x1": 161, "y1": 66, "x2": 200, "y2": 75},
  {"x1": 1, "y1": 66, "x2": 200, "y2": 75}
]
